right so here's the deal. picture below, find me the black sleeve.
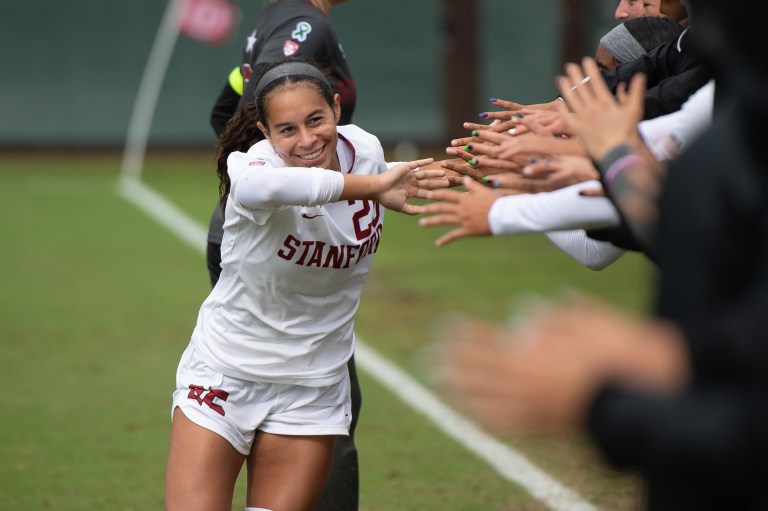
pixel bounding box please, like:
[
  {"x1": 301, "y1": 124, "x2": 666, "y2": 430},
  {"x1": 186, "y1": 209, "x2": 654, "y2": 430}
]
[
  {"x1": 680, "y1": 270, "x2": 768, "y2": 379},
  {"x1": 601, "y1": 33, "x2": 711, "y2": 119},
  {"x1": 639, "y1": 66, "x2": 711, "y2": 119},
  {"x1": 588, "y1": 384, "x2": 765, "y2": 471},
  {"x1": 587, "y1": 382, "x2": 768, "y2": 511},
  {"x1": 586, "y1": 225, "x2": 648, "y2": 254},
  {"x1": 210, "y1": 79, "x2": 242, "y2": 137}
]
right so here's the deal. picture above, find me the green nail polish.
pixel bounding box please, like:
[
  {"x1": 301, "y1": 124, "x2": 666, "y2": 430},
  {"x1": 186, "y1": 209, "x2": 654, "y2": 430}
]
[
  {"x1": 471, "y1": 130, "x2": 478, "y2": 137},
  {"x1": 481, "y1": 176, "x2": 489, "y2": 181}
]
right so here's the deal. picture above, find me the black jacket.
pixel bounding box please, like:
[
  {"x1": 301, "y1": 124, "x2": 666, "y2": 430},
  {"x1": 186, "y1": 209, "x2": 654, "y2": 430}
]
[
  {"x1": 588, "y1": 99, "x2": 768, "y2": 511},
  {"x1": 210, "y1": 0, "x2": 356, "y2": 136},
  {"x1": 601, "y1": 27, "x2": 711, "y2": 120}
]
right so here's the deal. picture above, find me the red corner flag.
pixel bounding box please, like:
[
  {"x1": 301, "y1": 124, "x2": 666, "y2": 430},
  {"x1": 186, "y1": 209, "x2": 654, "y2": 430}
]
[{"x1": 179, "y1": 0, "x2": 239, "y2": 45}]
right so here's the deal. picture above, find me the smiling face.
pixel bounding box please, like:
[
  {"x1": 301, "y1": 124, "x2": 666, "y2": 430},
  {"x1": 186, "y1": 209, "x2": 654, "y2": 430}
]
[
  {"x1": 614, "y1": 0, "x2": 662, "y2": 21},
  {"x1": 258, "y1": 81, "x2": 342, "y2": 171}
]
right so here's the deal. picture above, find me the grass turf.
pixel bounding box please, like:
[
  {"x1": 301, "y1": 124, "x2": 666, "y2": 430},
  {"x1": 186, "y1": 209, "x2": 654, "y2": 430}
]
[{"x1": 0, "y1": 152, "x2": 650, "y2": 510}]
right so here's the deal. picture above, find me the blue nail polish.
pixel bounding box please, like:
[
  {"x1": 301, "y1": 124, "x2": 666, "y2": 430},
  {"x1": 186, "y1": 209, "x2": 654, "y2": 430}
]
[
  {"x1": 479, "y1": 112, "x2": 488, "y2": 119},
  {"x1": 529, "y1": 156, "x2": 537, "y2": 164},
  {"x1": 489, "y1": 98, "x2": 498, "y2": 103},
  {"x1": 517, "y1": 113, "x2": 525, "y2": 119}
]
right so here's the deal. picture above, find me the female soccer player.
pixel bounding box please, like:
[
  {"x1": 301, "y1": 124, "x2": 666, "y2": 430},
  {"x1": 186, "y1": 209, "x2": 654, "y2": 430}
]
[{"x1": 164, "y1": 59, "x2": 447, "y2": 511}]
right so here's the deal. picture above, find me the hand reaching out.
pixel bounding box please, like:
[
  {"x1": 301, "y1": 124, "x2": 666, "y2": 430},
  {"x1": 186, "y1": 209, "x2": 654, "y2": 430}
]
[
  {"x1": 557, "y1": 58, "x2": 646, "y2": 161},
  {"x1": 376, "y1": 158, "x2": 449, "y2": 215},
  {"x1": 419, "y1": 177, "x2": 500, "y2": 246},
  {"x1": 450, "y1": 118, "x2": 518, "y2": 148},
  {"x1": 444, "y1": 144, "x2": 526, "y2": 178},
  {"x1": 438, "y1": 294, "x2": 690, "y2": 433},
  {"x1": 478, "y1": 155, "x2": 599, "y2": 194}
]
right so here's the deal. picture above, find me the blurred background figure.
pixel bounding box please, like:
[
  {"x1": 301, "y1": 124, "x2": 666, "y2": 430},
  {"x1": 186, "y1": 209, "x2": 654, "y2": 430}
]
[
  {"x1": 596, "y1": 15, "x2": 685, "y2": 70},
  {"x1": 614, "y1": 0, "x2": 663, "y2": 21}
]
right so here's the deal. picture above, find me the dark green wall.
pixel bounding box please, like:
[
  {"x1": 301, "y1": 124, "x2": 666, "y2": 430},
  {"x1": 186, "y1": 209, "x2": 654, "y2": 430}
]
[{"x1": 1, "y1": 0, "x2": 615, "y2": 146}]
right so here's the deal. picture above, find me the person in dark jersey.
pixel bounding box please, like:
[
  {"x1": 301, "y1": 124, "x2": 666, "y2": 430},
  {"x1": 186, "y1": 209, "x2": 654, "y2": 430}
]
[{"x1": 206, "y1": 2, "x2": 361, "y2": 510}]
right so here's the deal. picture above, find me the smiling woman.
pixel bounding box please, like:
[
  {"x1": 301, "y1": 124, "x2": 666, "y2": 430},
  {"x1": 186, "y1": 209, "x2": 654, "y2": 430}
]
[
  {"x1": 164, "y1": 58, "x2": 449, "y2": 511},
  {"x1": 254, "y1": 61, "x2": 342, "y2": 171}
]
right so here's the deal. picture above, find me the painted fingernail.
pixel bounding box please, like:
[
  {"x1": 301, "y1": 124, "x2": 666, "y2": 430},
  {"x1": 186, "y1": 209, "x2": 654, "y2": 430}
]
[
  {"x1": 481, "y1": 176, "x2": 489, "y2": 181},
  {"x1": 529, "y1": 156, "x2": 537, "y2": 164},
  {"x1": 479, "y1": 112, "x2": 488, "y2": 119},
  {"x1": 523, "y1": 166, "x2": 533, "y2": 175},
  {"x1": 471, "y1": 130, "x2": 479, "y2": 137},
  {"x1": 468, "y1": 159, "x2": 477, "y2": 167},
  {"x1": 508, "y1": 128, "x2": 516, "y2": 135},
  {"x1": 489, "y1": 98, "x2": 498, "y2": 103},
  {"x1": 517, "y1": 113, "x2": 525, "y2": 118},
  {"x1": 466, "y1": 144, "x2": 474, "y2": 151}
]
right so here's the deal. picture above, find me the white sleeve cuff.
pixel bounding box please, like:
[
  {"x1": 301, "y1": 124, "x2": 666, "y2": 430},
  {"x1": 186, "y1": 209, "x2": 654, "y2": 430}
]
[
  {"x1": 545, "y1": 230, "x2": 626, "y2": 271},
  {"x1": 487, "y1": 180, "x2": 621, "y2": 236}
]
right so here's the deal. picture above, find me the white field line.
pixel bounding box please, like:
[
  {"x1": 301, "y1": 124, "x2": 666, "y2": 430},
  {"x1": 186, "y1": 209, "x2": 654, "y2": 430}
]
[
  {"x1": 120, "y1": 0, "x2": 185, "y2": 183},
  {"x1": 117, "y1": 176, "x2": 597, "y2": 511},
  {"x1": 117, "y1": 178, "x2": 207, "y2": 254},
  {"x1": 355, "y1": 343, "x2": 597, "y2": 511}
]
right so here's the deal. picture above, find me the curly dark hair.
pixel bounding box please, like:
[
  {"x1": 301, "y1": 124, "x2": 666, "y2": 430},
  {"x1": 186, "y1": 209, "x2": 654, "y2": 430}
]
[{"x1": 215, "y1": 102, "x2": 263, "y2": 211}]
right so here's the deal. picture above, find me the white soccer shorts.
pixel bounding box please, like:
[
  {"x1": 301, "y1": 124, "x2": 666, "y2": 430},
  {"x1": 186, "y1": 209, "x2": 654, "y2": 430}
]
[{"x1": 171, "y1": 344, "x2": 352, "y2": 455}]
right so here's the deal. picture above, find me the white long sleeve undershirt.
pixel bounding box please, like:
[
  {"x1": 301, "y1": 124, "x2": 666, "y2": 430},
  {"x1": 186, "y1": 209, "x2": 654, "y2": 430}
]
[
  {"x1": 638, "y1": 80, "x2": 715, "y2": 162},
  {"x1": 487, "y1": 180, "x2": 621, "y2": 235},
  {"x1": 234, "y1": 166, "x2": 345, "y2": 209},
  {"x1": 545, "y1": 230, "x2": 626, "y2": 270},
  {"x1": 487, "y1": 180, "x2": 626, "y2": 270}
]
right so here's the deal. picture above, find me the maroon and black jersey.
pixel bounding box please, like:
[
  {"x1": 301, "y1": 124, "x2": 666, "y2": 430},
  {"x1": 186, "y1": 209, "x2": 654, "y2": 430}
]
[{"x1": 211, "y1": 0, "x2": 356, "y2": 136}]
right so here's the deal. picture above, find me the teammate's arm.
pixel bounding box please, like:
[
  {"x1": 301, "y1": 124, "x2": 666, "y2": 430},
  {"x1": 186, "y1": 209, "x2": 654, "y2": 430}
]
[
  {"x1": 211, "y1": 66, "x2": 245, "y2": 137},
  {"x1": 233, "y1": 159, "x2": 446, "y2": 214}
]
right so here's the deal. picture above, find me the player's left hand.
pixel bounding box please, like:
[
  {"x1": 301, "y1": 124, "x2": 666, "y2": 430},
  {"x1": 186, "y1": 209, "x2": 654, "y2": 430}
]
[{"x1": 377, "y1": 158, "x2": 449, "y2": 215}]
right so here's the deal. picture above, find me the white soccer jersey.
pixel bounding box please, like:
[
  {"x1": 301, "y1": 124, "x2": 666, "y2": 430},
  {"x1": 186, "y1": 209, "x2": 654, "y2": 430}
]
[{"x1": 191, "y1": 124, "x2": 387, "y2": 386}]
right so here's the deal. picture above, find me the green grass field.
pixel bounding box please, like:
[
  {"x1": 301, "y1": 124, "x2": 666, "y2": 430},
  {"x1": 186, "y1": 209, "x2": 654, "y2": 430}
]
[{"x1": 0, "y1": 151, "x2": 653, "y2": 510}]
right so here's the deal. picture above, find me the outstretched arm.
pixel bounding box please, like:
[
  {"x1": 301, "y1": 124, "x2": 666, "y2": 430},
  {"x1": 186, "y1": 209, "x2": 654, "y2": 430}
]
[
  {"x1": 341, "y1": 158, "x2": 449, "y2": 215},
  {"x1": 234, "y1": 158, "x2": 448, "y2": 215}
]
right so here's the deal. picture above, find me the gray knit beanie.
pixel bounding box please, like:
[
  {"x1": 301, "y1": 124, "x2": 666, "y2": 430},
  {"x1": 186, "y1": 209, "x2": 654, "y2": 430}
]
[{"x1": 599, "y1": 24, "x2": 646, "y2": 64}]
